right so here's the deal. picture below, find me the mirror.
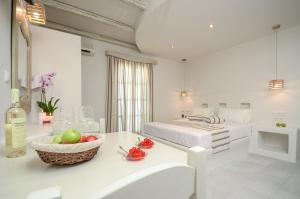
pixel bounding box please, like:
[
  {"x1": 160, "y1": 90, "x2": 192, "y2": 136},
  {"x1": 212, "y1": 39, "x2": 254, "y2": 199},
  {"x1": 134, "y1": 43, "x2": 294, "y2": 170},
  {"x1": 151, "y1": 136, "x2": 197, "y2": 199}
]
[{"x1": 12, "y1": 0, "x2": 32, "y2": 113}]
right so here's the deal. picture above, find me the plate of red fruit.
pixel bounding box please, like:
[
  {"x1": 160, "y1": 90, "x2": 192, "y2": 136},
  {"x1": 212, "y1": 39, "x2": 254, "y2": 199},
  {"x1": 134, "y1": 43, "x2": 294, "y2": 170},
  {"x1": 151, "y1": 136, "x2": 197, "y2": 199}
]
[
  {"x1": 137, "y1": 137, "x2": 154, "y2": 149},
  {"x1": 119, "y1": 146, "x2": 146, "y2": 161}
]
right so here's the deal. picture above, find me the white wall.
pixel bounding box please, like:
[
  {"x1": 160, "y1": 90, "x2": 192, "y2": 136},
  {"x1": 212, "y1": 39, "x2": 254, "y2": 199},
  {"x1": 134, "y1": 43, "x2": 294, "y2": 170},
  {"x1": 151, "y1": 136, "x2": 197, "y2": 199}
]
[
  {"x1": 0, "y1": 0, "x2": 11, "y2": 140},
  {"x1": 185, "y1": 26, "x2": 300, "y2": 126},
  {"x1": 82, "y1": 37, "x2": 184, "y2": 122},
  {"x1": 30, "y1": 26, "x2": 81, "y2": 122}
]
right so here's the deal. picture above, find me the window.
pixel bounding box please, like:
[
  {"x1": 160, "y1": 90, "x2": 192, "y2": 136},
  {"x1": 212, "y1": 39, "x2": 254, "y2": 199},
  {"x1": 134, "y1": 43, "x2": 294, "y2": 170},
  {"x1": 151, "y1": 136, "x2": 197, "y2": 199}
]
[{"x1": 106, "y1": 55, "x2": 153, "y2": 133}]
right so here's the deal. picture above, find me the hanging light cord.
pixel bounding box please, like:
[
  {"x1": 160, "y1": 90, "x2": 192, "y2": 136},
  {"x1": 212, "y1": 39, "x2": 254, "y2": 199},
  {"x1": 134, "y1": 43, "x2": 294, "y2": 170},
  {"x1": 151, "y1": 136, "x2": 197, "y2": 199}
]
[
  {"x1": 275, "y1": 30, "x2": 278, "y2": 80},
  {"x1": 184, "y1": 64, "x2": 186, "y2": 90}
]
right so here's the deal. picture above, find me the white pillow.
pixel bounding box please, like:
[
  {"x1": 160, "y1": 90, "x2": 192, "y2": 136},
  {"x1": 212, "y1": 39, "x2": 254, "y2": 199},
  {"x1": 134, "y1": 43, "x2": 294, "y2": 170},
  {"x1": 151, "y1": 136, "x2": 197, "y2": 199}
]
[
  {"x1": 191, "y1": 107, "x2": 215, "y2": 117},
  {"x1": 218, "y1": 108, "x2": 252, "y2": 123}
]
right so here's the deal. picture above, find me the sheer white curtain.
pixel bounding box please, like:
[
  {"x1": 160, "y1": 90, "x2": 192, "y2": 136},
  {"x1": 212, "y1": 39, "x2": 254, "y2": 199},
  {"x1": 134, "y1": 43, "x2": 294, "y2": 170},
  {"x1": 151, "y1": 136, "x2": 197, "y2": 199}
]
[{"x1": 106, "y1": 55, "x2": 153, "y2": 133}]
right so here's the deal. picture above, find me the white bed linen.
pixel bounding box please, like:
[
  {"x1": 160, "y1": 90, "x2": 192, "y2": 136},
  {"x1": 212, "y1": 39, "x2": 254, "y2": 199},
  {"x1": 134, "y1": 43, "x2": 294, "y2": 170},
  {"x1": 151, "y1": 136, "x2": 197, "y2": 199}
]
[
  {"x1": 143, "y1": 119, "x2": 252, "y2": 149},
  {"x1": 143, "y1": 121, "x2": 212, "y2": 149},
  {"x1": 222, "y1": 122, "x2": 252, "y2": 141}
]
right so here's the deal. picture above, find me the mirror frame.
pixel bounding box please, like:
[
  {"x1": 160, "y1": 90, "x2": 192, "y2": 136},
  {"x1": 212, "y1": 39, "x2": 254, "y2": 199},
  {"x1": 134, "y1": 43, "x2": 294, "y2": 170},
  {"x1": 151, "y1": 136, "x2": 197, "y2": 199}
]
[{"x1": 11, "y1": 0, "x2": 32, "y2": 113}]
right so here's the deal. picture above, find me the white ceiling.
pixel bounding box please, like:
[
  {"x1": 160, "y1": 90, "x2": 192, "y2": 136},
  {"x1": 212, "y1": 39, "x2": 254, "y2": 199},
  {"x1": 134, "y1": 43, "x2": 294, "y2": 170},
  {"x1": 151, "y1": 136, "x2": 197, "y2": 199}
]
[
  {"x1": 136, "y1": 0, "x2": 300, "y2": 60},
  {"x1": 48, "y1": 0, "x2": 143, "y2": 27},
  {"x1": 42, "y1": 0, "x2": 300, "y2": 61},
  {"x1": 43, "y1": 0, "x2": 147, "y2": 45},
  {"x1": 45, "y1": 6, "x2": 135, "y2": 44}
]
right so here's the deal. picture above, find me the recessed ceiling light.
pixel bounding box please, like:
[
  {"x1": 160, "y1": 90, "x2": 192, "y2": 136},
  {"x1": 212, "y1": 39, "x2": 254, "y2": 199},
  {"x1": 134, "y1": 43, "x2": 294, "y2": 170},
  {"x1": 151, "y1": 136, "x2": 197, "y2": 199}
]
[
  {"x1": 171, "y1": 44, "x2": 175, "y2": 49},
  {"x1": 209, "y1": 24, "x2": 214, "y2": 29}
]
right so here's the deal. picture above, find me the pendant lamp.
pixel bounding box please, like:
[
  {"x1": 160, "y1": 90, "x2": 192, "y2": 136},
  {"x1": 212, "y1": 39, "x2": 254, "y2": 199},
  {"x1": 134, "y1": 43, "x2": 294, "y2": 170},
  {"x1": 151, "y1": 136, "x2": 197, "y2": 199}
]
[{"x1": 269, "y1": 25, "x2": 284, "y2": 90}]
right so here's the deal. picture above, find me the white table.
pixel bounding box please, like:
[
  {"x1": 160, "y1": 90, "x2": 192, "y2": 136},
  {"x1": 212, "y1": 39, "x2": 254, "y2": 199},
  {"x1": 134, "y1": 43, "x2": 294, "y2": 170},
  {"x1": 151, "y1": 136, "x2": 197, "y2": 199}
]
[
  {"x1": 250, "y1": 125, "x2": 299, "y2": 163},
  {"x1": 0, "y1": 132, "x2": 189, "y2": 199},
  {"x1": 26, "y1": 123, "x2": 53, "y2": 137}
]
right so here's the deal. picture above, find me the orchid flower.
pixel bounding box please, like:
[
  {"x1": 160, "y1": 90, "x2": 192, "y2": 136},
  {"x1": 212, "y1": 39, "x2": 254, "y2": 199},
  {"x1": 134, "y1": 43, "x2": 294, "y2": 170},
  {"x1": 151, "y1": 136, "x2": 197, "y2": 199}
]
[{"x1": 39, "y1": 72, "x2": 56, "y2": 89}]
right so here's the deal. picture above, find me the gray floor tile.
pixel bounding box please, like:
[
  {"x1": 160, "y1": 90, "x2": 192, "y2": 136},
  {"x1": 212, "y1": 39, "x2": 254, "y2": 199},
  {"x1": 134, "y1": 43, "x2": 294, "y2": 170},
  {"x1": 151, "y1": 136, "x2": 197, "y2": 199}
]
[
  {"x1": 270, "y1": 189, "x2": 300, "y2": 199},
  {"x1": 244, "y1": 153, "x2": 276, "y2": 167},
  {"x1": 208, "y1": 171, "x2": 245, "y2": 196},
  {"x1": 261, "y1": 161, "x2": 298, "y2": 180},
  {"x1": 281, "y1": 173, "x2": 300, "y2": 196},
  {"x1": 207, "y1": 140, "x2": 300, "y2": 199},
  {"x1": 228, "y1": 187, "x2": 268, "y2": 199},
  {"x1": 243, "y1": 173, "x2": 283, "y2": 197}
]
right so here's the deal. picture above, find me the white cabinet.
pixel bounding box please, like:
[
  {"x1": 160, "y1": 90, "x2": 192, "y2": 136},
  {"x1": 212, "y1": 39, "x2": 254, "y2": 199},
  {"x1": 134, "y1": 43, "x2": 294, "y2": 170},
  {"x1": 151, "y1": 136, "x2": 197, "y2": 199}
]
[{"x1": 250, "y1": 125, "x2": 298, "y2": 163}]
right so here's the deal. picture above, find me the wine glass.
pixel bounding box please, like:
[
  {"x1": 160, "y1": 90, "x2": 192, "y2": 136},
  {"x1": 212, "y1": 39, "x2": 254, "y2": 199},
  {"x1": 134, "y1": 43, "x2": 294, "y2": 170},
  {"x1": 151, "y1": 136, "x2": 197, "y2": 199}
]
[
  {"x1": 78, "y1": 106, "x2": 95, "y2": 133},
  {"x1": 61, "y1": 106, "x2": 75, "y2": 132},
  {"x1": 78, "y1": 106, "x2": 94, "y2": 121},
  {"x1": 52, "y1": 106, "x2": 63, "y2": 134}
]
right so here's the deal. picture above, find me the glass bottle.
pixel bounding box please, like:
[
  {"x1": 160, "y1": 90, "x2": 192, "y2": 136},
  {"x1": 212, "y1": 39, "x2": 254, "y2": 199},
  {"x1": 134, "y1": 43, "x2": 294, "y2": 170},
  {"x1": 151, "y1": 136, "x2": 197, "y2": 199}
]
[{"x1": 5, "y1": 89, "x2": 27, "y2": 158}]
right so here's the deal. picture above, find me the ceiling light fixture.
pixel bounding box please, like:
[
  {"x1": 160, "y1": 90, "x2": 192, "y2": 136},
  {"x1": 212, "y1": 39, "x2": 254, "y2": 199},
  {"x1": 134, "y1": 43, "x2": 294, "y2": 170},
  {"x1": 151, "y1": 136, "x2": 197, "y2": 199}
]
[
  {"x1": 26, "y1": 0, "x2": 46, "y2": 24},
  {"x1": 269, "y1": 24, "x2": 284, "y2": 90},
  {"x1": 180, "y1": 59, "x2": 188, "y2": 97},
  {"x1": 209, "y1": 24, "x2": 214, "y2": 29},
  {"x1": 180, "y1": 90, "x2": 188, "y2": 97},
  {"x1": 171, "y1": 44, "x2": 175, "y2": 49}
]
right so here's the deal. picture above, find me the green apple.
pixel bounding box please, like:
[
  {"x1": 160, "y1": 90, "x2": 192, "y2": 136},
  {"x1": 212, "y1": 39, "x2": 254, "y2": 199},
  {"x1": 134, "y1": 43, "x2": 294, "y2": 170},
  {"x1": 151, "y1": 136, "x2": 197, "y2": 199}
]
[
  {"x1": 52, "y1": 134, "x2": 63, "y2": 144},
  {"x1": 276, "y1": 122, "x2": 281, "y2": 127},
  {"x1": 281, "y1": 123, "x2": 287, "y2": 128},
  {"x1": 62, "y1": 129, "x2": 81, "y2": 144}
]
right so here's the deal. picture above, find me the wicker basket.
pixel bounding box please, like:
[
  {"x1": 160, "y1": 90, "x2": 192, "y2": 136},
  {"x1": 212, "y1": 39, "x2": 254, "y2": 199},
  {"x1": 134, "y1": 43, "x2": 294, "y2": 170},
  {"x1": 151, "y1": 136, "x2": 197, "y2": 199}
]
[{"x1": 30, "y1": 133, "x2": 105, "y2": 165}]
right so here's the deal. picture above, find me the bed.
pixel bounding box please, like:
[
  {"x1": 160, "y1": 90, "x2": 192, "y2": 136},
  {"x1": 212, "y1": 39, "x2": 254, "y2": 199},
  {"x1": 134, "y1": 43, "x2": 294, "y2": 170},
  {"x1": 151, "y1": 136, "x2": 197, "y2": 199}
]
[{"x1": 142, "y1": 108, "x2": 252, "y2": 153}]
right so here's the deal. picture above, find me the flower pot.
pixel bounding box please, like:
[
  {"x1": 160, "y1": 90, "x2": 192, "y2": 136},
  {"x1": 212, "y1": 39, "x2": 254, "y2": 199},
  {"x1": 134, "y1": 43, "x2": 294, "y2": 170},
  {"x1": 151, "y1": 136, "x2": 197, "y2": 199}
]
[
  {"x1": 39, "y1": 112, "x2": 54, "y2": 125},
  {"x1": 39, "y1": 112, "x2": 46, "y2": 125},
  {"x1": 45, "y1": 113, "x2": 54, "y2": 124}
]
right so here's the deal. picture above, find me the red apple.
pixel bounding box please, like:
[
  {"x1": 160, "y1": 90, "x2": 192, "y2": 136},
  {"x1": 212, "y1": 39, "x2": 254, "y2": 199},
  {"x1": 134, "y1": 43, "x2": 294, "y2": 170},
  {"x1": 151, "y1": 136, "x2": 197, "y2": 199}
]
[
  {"x1": 79, "y1": 136, "x2": 87, "y2": 143},
  {"x1": 86, "y1": 135, "x2": 97, "y2": 142}
]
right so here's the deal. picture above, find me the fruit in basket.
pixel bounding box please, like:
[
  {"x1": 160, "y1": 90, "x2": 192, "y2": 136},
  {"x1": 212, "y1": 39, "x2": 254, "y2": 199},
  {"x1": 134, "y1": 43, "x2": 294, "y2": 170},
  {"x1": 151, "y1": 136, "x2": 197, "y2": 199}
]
[
  {"x1": 86, "y1": 135, "x2": 97, "y2": 142},
  {"x1": 79, "y1": 135, "x2": 87, "y2": 143},
  {"x1": 62, "y1": 129, "x2": 81, "y2": 144},
  {"x1": 52, "y1": 134, "x2": 63, "y2": 144}
]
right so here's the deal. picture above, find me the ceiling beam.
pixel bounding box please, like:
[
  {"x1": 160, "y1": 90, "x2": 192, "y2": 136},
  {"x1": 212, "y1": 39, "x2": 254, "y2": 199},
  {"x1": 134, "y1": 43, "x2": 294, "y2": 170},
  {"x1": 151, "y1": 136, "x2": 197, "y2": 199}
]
[
  {"x1": 41, "y1": 21, "x2": 139, "y2": 51},
  {"x1": 41, "y1": 0, "x2": 134, "y2": 32},
  {"x1": 120, "y1": 0, "x2": 147, "y2": 10}
]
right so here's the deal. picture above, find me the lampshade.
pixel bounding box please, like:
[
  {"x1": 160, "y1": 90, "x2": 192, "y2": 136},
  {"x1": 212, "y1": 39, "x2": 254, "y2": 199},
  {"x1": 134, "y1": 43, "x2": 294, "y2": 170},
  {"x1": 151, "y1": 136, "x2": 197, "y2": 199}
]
[
  {"x1": 269, "y1": 79, "x2": 284, "y2": 90},
  {"x1": 26, "y1": 0, "x2": 46, "y2": 24},
  {"x1": 180, "y1": 90, "x2": 188, "y2": 97},
  {"x1": 268, "y1": 25, "x2": 284, "y2": 90}
]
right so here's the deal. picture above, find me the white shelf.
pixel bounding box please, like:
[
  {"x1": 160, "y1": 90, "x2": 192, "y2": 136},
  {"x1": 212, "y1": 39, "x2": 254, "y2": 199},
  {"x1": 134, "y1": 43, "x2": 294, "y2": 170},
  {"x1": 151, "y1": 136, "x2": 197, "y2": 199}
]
[
  {"x1": 257, "y1": 131, "x2": 288, "y2": 154},
  {"x1": 250, "y1": 125, "x2": 299, "y2": 163}
]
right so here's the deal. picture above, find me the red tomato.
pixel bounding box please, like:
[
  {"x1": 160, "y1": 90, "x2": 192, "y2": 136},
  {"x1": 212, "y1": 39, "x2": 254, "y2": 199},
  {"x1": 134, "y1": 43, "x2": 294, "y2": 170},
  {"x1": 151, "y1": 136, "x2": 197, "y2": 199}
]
[
  {"x1": 86, "y1": 136, "x2": 97, "y2": 142},
  {"x1": 141, "y1": 138, "x2": 153, "y2": 147},
  {"x1": 128, "y1": 147, "x2": 145, "y2": 158},
  {"x1": 79, "y1": 136, "x2": 87, "y2": 143}
]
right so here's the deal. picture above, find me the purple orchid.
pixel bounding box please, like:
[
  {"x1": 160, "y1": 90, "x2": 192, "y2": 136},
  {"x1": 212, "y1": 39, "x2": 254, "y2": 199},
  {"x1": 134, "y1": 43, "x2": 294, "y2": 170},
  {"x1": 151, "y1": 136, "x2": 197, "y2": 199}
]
[{"x1": 39, "y1": 72, "x2": 56, "y2": 89}]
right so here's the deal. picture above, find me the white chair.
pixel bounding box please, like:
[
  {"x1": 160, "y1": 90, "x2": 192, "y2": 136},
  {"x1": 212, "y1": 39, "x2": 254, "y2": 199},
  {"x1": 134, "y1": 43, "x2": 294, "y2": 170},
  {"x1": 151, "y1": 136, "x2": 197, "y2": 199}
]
[
  {"x1": 90, "y1": 146, "x2": 207, "y2": 199},
  {"x1": 26, "y1": 186, "x2": 62, "y2": 199}
]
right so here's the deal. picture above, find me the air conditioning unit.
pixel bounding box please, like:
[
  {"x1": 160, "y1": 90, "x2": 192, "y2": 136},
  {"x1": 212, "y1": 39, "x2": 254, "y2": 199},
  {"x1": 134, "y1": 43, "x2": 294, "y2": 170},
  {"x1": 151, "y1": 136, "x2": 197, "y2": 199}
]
[{"x1": 81, "y1": 47, "x2": 94, "y2": 56}]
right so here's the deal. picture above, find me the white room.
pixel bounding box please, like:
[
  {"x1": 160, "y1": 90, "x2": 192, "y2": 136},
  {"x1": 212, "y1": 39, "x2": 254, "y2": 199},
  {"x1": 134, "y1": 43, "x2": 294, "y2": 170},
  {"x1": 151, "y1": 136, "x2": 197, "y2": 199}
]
[{"x1": 0, "y1": 0, "x2": 300, "y2": 199}]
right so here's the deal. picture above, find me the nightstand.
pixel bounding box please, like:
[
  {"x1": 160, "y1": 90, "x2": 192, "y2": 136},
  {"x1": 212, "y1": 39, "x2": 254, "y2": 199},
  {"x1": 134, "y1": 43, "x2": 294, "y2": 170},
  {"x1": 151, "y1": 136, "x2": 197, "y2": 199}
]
[{"x1": 250, "y1": 125, "x2": 299, "y2": 163}]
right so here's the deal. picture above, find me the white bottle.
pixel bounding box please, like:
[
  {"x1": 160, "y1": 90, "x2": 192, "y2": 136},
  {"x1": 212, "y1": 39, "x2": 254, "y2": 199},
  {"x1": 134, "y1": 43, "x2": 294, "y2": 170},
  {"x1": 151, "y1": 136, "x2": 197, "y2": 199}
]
[{"x1": 5, "y1": 89, "x2": 27, "y2": 158}]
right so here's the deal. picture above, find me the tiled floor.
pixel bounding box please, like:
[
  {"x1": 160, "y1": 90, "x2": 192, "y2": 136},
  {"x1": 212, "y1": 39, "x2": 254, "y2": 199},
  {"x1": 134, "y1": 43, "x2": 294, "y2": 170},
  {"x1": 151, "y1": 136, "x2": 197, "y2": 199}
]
[{"x1": 206, "y1": 139, "x2": 300, "y2": 199}]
